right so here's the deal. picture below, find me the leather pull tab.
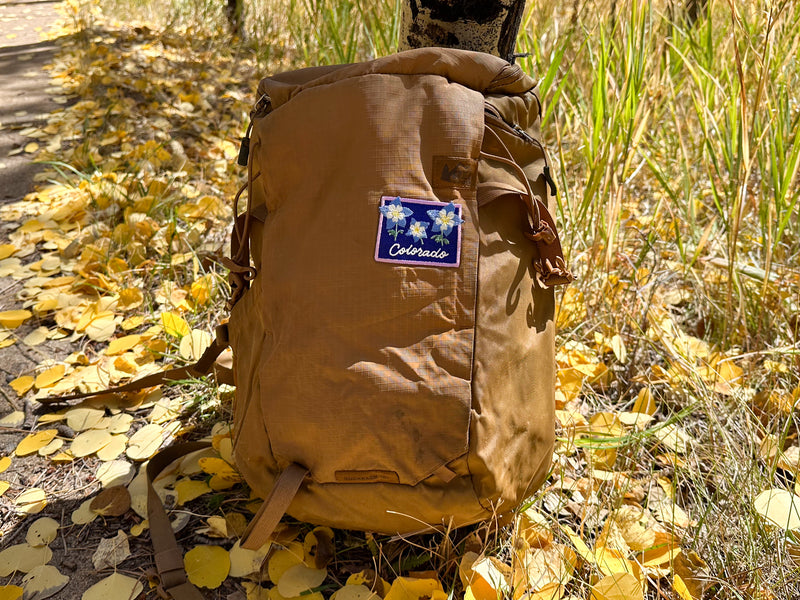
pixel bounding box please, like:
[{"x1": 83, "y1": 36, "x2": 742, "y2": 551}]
[
  {"x1": 526, "y1": 198, "x2": 574, "y2": 287},
  {"x1": 237, "y1": 136, "x2": 250, "y2": 167}
]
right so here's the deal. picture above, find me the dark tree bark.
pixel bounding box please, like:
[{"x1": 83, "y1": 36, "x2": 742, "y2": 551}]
[
  {"x1": 398, "y1": 0, "x2": 528, "y2": 63},
  {"x1": 226, "y1": 0, "x2": 244, "y2": 37}
]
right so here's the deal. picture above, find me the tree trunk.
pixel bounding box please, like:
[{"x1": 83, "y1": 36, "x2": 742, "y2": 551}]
[
  {"x1": 398, "y1": 0, "x2": 528, "y2": 63},
  {"x1": 226, "y1": 0, "x2": 244, "y2": 37}
]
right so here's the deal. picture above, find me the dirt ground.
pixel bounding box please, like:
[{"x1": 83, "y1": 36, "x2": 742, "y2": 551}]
[
  {"x1": 0, "y1": 2, "x2": 141, "y2": 598},
  {"x1": 0, "y1": 0, "x2": 67, "y2": 412}
]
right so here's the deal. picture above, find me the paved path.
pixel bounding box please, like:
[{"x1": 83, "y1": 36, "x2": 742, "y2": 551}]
[
  {"x1": 0, "y1": 0, "x2": 63, "y2": 417},
  {"x1": 0, "y1": 0, "x2": 62, "y2": 204}
]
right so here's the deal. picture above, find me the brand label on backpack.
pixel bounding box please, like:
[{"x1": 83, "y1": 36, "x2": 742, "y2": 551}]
[{"x1": 375, "y1": 196, "x2": 463, "y2": 267}]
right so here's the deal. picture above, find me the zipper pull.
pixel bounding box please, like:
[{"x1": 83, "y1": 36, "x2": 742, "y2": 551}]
[
  {"x1": 543, "y1": 165, "x2": 557, "y2": 197},
  {"x1": 237, "y1": 95, "x2": 270, "y2": 168},
  {"x1": 237, "y1": 121, "x2": 253, "y2": 167}
]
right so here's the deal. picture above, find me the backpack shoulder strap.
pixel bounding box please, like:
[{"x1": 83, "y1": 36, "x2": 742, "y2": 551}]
[{"x1": 146, "y1": 441, "x2": 211, "y2": 600}]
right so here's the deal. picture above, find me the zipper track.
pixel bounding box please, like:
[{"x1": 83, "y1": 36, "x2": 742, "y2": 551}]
[{"x1": 483, "y1": 105, "x2": 558, "y2": 197}]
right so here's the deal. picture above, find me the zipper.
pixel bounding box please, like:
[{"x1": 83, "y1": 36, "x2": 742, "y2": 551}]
[{"x1": 484, "y1": 104, "x2": 558, "y2": 197}]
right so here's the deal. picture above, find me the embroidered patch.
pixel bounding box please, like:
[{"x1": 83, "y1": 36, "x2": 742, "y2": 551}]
[{"x1": 375, "y1": 196, "x2": 464, "y2": 267}]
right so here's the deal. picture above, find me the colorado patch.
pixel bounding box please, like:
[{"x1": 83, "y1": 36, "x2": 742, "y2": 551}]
[{"x1": 375, "y1": 196, "x2": 464, "y2": 268}]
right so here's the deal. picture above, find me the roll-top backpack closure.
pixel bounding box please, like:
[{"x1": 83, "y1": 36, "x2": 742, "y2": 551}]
[{"x1": 259, "y1": 47, "x2": 536, "y2": 108}]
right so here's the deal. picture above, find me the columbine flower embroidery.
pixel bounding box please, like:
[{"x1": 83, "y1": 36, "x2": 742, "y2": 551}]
[
  {"x1": 405, "y1": 219, "x2": 429, "y2": 244},
  {"x1": 427, "y1": 202, "x2": 465, "y2": 246},
  {"x1": 380, "y1": 196, "x2": 413, "y2": 240}
]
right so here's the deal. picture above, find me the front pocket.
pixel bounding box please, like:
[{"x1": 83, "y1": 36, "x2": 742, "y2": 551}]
[{"x1": 256, "y1": 193, "x2": 480, "y2": 486}]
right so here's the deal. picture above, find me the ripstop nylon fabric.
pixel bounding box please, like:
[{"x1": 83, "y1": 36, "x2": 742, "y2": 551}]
[{"x1": 227, "y1": 48, "x2": 569, "y2": 541}]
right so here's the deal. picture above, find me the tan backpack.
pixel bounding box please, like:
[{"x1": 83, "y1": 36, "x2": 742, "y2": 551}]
[
  {"x1": 49, "y1": 47, "x2": 572, "y2": 600},
  {"x1": 222, "y1": 47, "x2": 572, "y2": 548}
]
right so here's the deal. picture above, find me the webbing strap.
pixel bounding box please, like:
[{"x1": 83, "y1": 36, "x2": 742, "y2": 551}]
[
  {"x1": 146, "y1": 441, "x2": 212, "y2": 600},
  {"x1": 240, "y1": 463, "x2": 308, "y2": 550},
  {"x1": 37, "y1": 325, "x2": 230, "y2": 404}
]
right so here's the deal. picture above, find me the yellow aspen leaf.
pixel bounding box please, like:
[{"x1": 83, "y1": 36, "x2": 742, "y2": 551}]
[
  {"x1": 130, "y1": 520, "x2": 149, "y2": 537},
  {"x1": 0, "y1": 585, "x2": 23, "y2": 600},
  {"x1": 516, "y1": 508, "x2": 553, "y2": 549},
  {"x1": 71, "y1": 498, "x2": 98, "y2": 525},
  {"x1": 96, "y1": 435, "x2": 127, "y2": 461},
  {"x1": 462, "y1": 556, "x2": 511, "y2": 600},
  {"x1": 37, "y1": 438, "x2": 63, "y2": 456},
  {"x1": 0, "y1": 410, "x2": 24, "y2": 427},
  {"x1": 0, "y1": 544, "x2": 52, "y2": 576},
  {"x1": 106, "y1": 413, "x2": 134, "y2": 434},
  {"x1": 81, "y1": 572, "x2": 143, "y2": 600},
  {"x1": 24, "y1": 142, "x2": 39, "y2": 153},
  {"x1": 268, "y1": 548, "x2": 305, "y2": 584},
  {"x1": 26, "y1": 517, "x2": 59, "y2": 547},
  {"x1": 106, "y1": 334, "x2": 142, "y2": 356},
  {"x1": 0, "y1": 456, "x2": 11, "y2": 473},
  {"x1": 384, "y1": 578, "x2": 445, "y2": 600},
  {"x1": 14, "y1": 488, "x2": 47, "y2": 515},
  {"x1": 559, "y1": 524, "x2": 595, "y2": 563},
  {"x1": 190, "y1": 275, "x2": 214, "y2": 305},
  {"x1": 8, "y1": 375, "x2": 33, "y2": 396},
  {"x1": 754, "y1": 489, "x2": 800, "y2": 530},
  {"x1": 70, "y1": 430, "x2": 113, "y2": 458},
  {"x1": 117, "y1": 287, "x2": 144, "y2": 310},
  {"x1": 228, "y1": 540, "x2": 272, "y2": 578},
  {"x1": 21, "y1": 565, "x2": 69, "y2": 599},
  {"x1": 0, "y1": 244, "x2": 16, "y2": 260},
  {"x1": 34, "y1": 365, "x2": 66, "y2": 389},
  {"x1": 49, "y1": 452, "x2": 74, "y2": 463},
  {"x1": 672, "y1": 575, "x2": 696, "y2": 600},
  {"x1": 514, "y1": 543, "x2": 575, "y2": 593},
  {"x1": 180, "y1": 329, "x2": 212, "y2": 361},
  {"x1": 126, "y1": 423, "x2": 165, "y2": 461},
  {"x1": 595, "y1": 546, "x2": 641, "y2": 578},
  {"x1": 15, "y1": 430, "x2": 59, "y2": 456},
  {"x1": 175, "y1": 479, "x2": 211, "y2": 505},
  {"x1": 278, "y1": 564, "x2": 327, "y2": 598},
  {"x1": 22, "y1": 327, "x2": 49, "y2": 346},
  {"x1": 631, "y1": 387, "x2": 658, "y2": 415},
  {"x1": 0, "y1": 309, "x2": 32, "y2": 328},
  {"x1": 161, "y1": 311, "x2": 190, "y2": 338},
  {"x1": 85, "y1": 313, "x2": 118, "y2": 342},
  {"x1": 0, "y1": 481, "x2": 10, "y2": 497},
  {"x1": 184, "y1": 545, "x2": 230, "y2": 589},
  {"x1": 32, "y1": 298, "x2": 58, "y2": 315},
  {"x1": 121, "y1": 314, "x2": 145, "y2": 331},
  {"x1": 331, "y1": 585, "x2": 381, "y2": 600},
  {"x1": 590, "y1": 573, "x2": 643, "y2": 600},
  {"x1": 96, "y1": 460, "x2": 135, "y2": 488},
  {"x1": 65, "y1": 406, "x2": 105, "y2": 431}
]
